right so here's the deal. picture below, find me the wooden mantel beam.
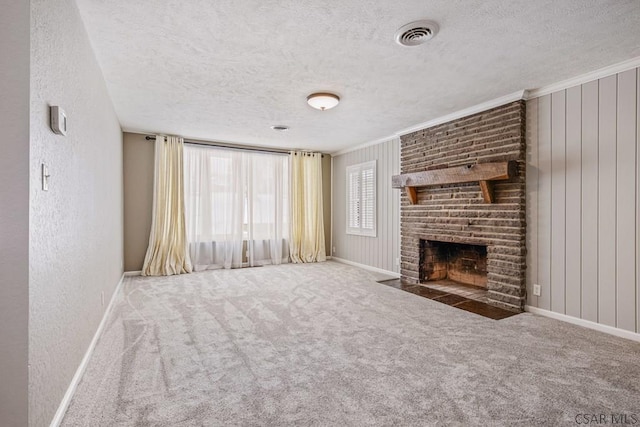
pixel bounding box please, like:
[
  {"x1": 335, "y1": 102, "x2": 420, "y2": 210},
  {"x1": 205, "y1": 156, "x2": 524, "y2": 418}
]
[
  {"x1": 392, "y1": 161, "x2": 516, "y2": 204},
  {"x1": 392, "y1": 161, "x2": 516, "y2": 188}
]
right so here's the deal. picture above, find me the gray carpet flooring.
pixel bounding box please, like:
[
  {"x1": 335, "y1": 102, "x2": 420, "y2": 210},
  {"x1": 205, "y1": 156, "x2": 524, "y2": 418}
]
[{"x1": 61, "y1": 261, "x2": 640, "y2": 426}]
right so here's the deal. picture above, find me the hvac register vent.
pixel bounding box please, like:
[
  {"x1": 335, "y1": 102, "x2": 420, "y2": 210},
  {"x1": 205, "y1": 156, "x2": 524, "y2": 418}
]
[{"x1": 395, "y1": 20, "x2": 439, "y2": 46}]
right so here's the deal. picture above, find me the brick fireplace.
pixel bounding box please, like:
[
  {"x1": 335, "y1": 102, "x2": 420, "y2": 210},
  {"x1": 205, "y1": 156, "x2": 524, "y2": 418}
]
[{"x1": 399, "y1": 101, "x2": 526, "y2": 311}]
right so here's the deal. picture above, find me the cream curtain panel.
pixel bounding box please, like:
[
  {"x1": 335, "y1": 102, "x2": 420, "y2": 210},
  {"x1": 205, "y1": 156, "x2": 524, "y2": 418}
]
[
  {"x1": 142, "y1": 135, "x2": 193, "y2": 276},
  {"x1": 289, "y1": 151, "x2": 326, "y2": 263}
]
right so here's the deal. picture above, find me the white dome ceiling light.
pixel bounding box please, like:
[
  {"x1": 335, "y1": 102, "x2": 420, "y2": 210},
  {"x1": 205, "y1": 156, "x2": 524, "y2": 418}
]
[
  {"x1": 395, "y1": 20, "x2": 439, "y2": 47},
  {"x1": 307, "y1": 92, "x2": 340, "y2": 111}
]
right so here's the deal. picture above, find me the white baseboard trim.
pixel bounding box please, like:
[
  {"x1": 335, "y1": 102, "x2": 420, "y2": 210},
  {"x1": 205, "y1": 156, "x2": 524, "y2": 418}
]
[
  {"x1": 331, "y1": 257, "x2": 401, "y2": 279},
  {"x1": 49, "y1": 273, "x2": 126, "y2": 427},
  {"x1": 525, "y1": 305, "x2": 640, "y2": 343},
  {"x1": 124, "y1": 270, "x2": 141, "y2": 276}
]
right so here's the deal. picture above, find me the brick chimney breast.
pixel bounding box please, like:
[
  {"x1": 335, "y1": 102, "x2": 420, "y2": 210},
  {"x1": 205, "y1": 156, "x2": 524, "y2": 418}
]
[{"x1": 399, "y1": 101, "x2": 526, "y2": 311}]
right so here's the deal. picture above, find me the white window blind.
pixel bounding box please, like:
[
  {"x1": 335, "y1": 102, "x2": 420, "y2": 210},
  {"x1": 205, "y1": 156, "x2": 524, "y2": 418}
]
[{"x1": 346, "y1": 160, "x2": 376, "y2": 237}]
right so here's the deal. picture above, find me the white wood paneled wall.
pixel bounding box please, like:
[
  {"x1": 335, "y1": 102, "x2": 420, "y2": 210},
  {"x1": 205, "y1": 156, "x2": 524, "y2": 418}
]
[
  {"x1": 332, "y1": 138, "x2": 400, "y2": 273},
  {"x1": 527, "y1": 67, "x2": 640, "y2": 333}
]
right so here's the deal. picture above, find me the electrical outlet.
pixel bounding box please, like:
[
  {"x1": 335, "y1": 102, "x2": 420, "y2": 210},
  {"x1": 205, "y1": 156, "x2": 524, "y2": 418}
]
[
  {"x1": 101, "y1": 291, "x2": 105, "y2": 306},
  {"x1": 533, "y1": 284, "x2": 541, "y2": 297}
]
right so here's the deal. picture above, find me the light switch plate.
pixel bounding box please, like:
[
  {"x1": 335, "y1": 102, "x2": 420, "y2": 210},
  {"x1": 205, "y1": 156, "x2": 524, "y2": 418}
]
[{"x1": 42, "y1": 163, "x2": 49, "y2": 191}]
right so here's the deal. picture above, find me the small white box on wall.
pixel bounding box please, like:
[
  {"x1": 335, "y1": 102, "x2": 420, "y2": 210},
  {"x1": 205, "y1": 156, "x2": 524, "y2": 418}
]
[{"x1": 50, "y1": 106, "x2": 67, "y2": 135}]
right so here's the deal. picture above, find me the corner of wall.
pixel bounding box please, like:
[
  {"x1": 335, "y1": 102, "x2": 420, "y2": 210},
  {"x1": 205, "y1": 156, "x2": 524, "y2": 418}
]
[
  {"x1": 0, "y1": 1, "x2": 31, "y2": 425},
  {"x1": 331, "y1": 137, "x2": 400, "y2": 273}
]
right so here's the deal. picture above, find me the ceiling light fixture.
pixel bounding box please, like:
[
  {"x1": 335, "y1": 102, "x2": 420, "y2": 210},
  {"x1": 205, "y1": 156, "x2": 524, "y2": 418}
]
[
  {"x1": 307, "y1": 92, "x2": 340, "y2": 111},
  {"x1": 270, "y1": 125, "x2": 289, "y2": 131}
]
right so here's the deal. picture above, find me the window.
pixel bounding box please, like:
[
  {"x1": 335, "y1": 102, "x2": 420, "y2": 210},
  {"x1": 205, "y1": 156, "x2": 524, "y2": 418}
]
[
  {"x1": 346, "y1": 160, "x2": 376, "y2": 237},
  {"x1": 183, "y1": 145, "x2": 290, "y2": 269}
]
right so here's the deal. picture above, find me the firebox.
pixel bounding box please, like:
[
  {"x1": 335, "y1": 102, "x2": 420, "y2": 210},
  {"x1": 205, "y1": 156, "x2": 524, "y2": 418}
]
[{"x1": 420, "y1": 240, "x2": 488, "y2": 288}]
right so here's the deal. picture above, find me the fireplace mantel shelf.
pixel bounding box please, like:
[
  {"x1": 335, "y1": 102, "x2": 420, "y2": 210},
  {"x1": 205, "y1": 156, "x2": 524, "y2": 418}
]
[{"x1": 391, "y1": 161, "x2": 517, "y2": 204}]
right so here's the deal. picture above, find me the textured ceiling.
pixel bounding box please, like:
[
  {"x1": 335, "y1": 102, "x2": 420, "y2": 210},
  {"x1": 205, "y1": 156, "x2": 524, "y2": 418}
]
[{"x1": 75, "y1": 0, "x2": 640, "y2": 152}]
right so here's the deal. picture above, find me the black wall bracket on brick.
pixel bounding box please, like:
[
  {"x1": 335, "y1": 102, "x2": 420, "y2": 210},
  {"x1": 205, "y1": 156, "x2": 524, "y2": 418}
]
[{"x1": 391, "y1": 161, "x2": 517, "y2": 204}]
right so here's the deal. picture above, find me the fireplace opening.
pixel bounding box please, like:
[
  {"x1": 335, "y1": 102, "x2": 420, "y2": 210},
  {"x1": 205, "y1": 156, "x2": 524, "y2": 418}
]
[{"x1": 421, "y1": 240, "x2": 488, "y2": 288}]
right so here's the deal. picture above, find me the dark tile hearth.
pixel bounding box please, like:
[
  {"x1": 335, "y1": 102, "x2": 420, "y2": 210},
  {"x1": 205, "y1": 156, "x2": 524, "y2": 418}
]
[
  {"x1": 404, "y1": 284, "x2": 448, "y2": 299},
  {"x1": 453, "y1": 300, "x2": 518, "y2": 320},
  {"x1": 377, "y1": 279, "x2": 518, "y2": 320},
  {"x1": 434, "y1": 293, "x2": 469, "y2": 306}
]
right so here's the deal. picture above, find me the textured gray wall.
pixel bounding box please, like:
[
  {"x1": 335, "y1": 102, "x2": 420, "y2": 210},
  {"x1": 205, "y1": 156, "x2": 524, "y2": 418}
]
[
  {"x1": 321, "y1": 154, "x2": 332, "y2": 256},
  {"x1": 29, "y1": 0, "x2": 124, "y2": 425},
  {"x1": 123, "y1": 133, "x2": 154, "y2": 271},
  {"x1": 526, "y1": 68, "x2": 640, "y2": 333},
  {"x1": 0, "y1": 1, "x2": 30, "y2": 426},
  {"x1": 332, "y1": 139, "x2": 400, "y2": 274}
]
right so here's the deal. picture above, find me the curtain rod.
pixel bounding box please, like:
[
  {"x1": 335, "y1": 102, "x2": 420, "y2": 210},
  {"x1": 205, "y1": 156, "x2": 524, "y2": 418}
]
[{"x1": 144, "y1": 136, "x2": 323, "y2": 157}]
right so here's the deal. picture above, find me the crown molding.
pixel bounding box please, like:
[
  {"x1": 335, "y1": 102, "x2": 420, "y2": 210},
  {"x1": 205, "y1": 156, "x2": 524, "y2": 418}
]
[
  {"x1": 334, "y1": 56, "x2": 640, "y2": 157},
  {"x1": 127, "y1": 56, "x2": 640, "y2": 158},
  {"x1": 396, "y1": 90, "x2": 527, "y2": 136},
  {"x1": 331, "y1": 134, "x2": 400, "y2": 157},
  {"x1": 525, "y1": 55, "x2": 640, "y2": 100},
  {"x1": 332, "y1": 90, "x2": 526, "y2": 157}
]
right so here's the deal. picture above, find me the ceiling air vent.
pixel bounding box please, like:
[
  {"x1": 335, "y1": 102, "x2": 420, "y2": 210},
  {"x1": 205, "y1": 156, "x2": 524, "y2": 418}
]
[{"x1": 394, "y1": 20, "x2": 439, "y2": 47}]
